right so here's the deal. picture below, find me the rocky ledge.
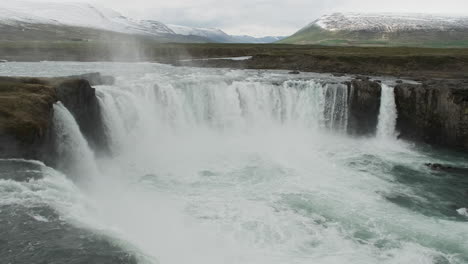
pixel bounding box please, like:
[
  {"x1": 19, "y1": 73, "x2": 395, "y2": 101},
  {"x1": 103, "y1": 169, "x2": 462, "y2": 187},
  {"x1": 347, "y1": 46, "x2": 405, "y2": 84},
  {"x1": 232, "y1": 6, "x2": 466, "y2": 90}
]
[
  {"x1": 0, "y1": 73, "x2": 113, "y2": 163},
  {"x1": 395, "y1": 79, "x2": 468, "y2": 151},
  {"x1": 346, "y1": 79, "x2": 382, "y2": 136}
]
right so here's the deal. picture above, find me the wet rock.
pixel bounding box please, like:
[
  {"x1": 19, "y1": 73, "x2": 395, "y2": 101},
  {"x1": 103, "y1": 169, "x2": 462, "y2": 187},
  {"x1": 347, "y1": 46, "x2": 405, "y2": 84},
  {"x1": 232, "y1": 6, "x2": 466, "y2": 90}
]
[
  {"x1": 288, "y1": 70, "x2": 300, "y2": 74},
  {"x1": 425, "y1": 163, "x2": 468, "y2": 175},
  {"x1": 55, "y1": 79, "x2": 109, "y2": 155},
  {"x1": 346, "y1": 79, "x2": 382, "y2": 135},
  {"x1": 395, "y1": 80, "x2": 468, "y2": 151},
  {"x1": 0, "y1": 75, "x2": 109, "y2": 163},
  {"x1": 396, "y1": 80, "x2": 403, "y2": 84}
]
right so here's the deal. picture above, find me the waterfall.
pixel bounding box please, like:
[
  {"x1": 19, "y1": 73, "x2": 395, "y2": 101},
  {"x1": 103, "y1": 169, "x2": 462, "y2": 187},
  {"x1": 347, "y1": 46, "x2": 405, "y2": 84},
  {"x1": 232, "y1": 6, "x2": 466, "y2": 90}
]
[
  {"x1": 96, "y1": 88, "x2": 133, "y2": 154},
  {"x1": 323, "y1": 83, "x2": 349, "y2": 131},
  {"x1": 97, "y1": 78, "x2": 350, "y2": 136},
  {"x1": 52, "y1": 102, "x2": 99, "y2": 181},
  {"x1": 376, "y1": 84, "x2": 397, "y2": 139}
]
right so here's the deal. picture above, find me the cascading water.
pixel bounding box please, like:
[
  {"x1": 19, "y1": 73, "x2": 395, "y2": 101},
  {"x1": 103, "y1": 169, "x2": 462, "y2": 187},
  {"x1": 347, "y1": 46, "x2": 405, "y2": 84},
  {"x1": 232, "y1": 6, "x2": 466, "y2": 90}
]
[
  {"x1": 1, "y1": 62, "x2": 467, "y2": 264},
  {"x1": 52, "y1": 102, "x2": 99, "y2": 182},
  {"x1": 376, "y1": 84, "x2": 398, "y2": 139}
]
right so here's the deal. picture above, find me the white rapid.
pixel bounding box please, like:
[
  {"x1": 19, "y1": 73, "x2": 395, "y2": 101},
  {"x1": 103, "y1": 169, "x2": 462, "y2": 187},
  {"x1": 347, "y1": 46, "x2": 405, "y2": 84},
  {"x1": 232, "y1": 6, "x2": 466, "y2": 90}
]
[
  {"x1": 377, "y1": 84, "x2": 398, "y2": 139},
  {"x1": 88, "y1": 69, "x2": 467, "y2": 264},
  {"x1": 1, "y1": 62, "x2": 467, "y2": 264},
  {"x1": 52, "y1": 102, "x2": 99, "y2": 183}
]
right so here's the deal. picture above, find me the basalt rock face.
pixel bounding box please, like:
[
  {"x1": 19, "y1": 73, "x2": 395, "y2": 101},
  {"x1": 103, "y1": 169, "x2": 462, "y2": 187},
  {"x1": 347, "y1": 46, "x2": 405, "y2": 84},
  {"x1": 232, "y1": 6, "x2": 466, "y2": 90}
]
[
  {"x1": 346, "y1": 79, "x2": 382, "y2": 135},
  {"x1": 55, "y1": 78, "x2": 108, "y2": 154},
  {"x1": 395, "y1": 80, "x2": 468, "y2": 151},
  {"x1": 0, "y1": 74, "x2": 109, "y2": 163}
]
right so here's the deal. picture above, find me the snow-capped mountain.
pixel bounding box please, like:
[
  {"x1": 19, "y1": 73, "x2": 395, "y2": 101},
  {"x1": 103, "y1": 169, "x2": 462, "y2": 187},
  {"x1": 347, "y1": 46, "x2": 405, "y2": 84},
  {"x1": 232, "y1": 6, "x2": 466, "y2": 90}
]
[
  {"x1": 0, "y1": 1, "x2": 281, "y2": 43},
  {"x1": 280, "y1": 12, "x2": 468, "y2": 47},
  {"x1": 168, "y1": 24, "x2": 230, "y2": 42},
  {"x1": 312, "y1": 12, "x2": 468, "y2": 32},
  {"x1": 0, "y1": 1, "x2": 174, "y2": 36},
  {"x1": 230, "y1": 35, "x2": 285, "y2": 43}
]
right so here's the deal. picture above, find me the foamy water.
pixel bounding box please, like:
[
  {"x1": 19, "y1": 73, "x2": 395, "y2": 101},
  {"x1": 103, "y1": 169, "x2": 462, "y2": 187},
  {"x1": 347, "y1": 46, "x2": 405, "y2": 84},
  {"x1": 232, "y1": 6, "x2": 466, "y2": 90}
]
[{"x1": 1, "y1": 62, "x2": 467, "y2": 264}]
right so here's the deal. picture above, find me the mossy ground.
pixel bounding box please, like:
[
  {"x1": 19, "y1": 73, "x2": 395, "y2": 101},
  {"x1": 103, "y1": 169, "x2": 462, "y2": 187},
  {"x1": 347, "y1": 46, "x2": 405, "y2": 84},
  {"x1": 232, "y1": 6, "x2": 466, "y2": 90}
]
[{"x1": 0, "y1": 78, "x2": 57, "y2": 143}]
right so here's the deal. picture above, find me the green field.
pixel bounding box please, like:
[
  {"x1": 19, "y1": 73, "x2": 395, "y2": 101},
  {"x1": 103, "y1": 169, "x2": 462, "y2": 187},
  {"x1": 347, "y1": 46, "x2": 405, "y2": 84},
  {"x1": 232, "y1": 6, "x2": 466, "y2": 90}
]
[{"x1": 280, "y1": 25, "x2": 468, "y2": 48}]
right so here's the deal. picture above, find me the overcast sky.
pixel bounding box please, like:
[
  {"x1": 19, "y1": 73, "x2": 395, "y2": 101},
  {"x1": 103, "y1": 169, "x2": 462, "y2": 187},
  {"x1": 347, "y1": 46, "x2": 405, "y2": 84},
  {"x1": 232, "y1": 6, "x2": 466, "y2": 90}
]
[{"x1": 23, "y1": 0, "x2": 468, "y2": 36}]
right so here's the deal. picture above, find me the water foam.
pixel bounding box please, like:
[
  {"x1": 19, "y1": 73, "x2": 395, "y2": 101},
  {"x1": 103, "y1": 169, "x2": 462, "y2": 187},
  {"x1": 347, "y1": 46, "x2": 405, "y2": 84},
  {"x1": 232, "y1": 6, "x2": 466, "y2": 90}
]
[
  {"x1": 1, "y1": 63, "x2": 466, "y2": 264},
  {"x1": 377, "y1": 84, "x2": 397, "y2": 139}
]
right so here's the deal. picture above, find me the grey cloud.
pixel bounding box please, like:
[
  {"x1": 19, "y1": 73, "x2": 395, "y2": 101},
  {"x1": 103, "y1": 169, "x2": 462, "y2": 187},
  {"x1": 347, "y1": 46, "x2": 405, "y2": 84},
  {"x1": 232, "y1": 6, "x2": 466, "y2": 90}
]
[{"x1": 21, "y1": 0, "x2": 468, "y2": 36}]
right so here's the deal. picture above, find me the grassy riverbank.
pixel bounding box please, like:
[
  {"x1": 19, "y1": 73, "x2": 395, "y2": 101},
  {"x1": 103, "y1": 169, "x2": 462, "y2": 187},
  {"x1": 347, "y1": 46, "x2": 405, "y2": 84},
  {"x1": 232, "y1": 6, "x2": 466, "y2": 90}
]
[{"x1": 1, "y1": 41, "x2": 468, "y2": 79}]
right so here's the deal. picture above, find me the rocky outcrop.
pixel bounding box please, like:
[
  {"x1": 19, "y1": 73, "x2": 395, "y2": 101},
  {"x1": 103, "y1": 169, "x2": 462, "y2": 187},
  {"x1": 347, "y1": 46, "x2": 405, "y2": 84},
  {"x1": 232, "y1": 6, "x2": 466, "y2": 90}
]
[
  {"x1": 0, "y1": 77, "x2": 57, "y2": 160},
  {"x1": 395, "y1": 80, "x2": 468, "y2": 151},
  {"x1": 346, "y1": 79, "x2": 382, "y2": 135},
  {"x1": 55, "y1": 78, "x2": 108, "y2": 154},
  {"x1": 0, "y1": 74, "x2": 110, "y2": 162}
]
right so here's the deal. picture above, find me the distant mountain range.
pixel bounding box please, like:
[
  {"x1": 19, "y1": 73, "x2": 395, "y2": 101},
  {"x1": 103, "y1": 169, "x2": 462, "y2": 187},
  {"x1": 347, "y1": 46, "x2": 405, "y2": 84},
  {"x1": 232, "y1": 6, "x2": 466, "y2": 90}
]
[
  {"x1": 0, "y1": 1, "x2": 283, "y2": 43},
  {"x1": 280, "y1": 12, "x2": 468, "y2": 47},
  {"x1": 3, "y1": 2, "x2": 466, "y2": 48},
  {"x1": 167, "y1": 24, "x2": 285, "y2": 43}
]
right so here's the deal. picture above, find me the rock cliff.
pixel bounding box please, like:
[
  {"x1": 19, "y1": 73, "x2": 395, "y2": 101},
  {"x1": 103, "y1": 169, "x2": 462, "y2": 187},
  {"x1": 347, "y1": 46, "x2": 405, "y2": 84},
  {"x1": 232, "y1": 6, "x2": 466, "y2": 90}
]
[
  {"x1": 346, "y1": 79, "x2": 382, "y2": 135},
  {"x1": 0, "y1": 73, "x2": 110, "y2": 163},
  {"x1": 395, "y1": 80, "x2": 468, "y2": 151}
]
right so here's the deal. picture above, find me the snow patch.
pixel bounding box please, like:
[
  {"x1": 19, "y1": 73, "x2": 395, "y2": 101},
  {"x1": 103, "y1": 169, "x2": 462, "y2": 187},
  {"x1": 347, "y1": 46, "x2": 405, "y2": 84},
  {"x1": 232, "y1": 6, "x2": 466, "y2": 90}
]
[
  {"x1": 311, "y1": 12, "x2": 468, "y2": 32},
  {"x1": 0, "y1": 0, "x2": 173, "y2": 36}
]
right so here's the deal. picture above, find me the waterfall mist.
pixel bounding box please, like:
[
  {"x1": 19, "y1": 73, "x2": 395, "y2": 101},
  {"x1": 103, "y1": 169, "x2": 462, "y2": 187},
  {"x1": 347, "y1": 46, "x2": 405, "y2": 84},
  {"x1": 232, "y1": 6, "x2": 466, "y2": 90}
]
[{"x1": 1, "y1": 62, "x2": 467, "y2": 264}]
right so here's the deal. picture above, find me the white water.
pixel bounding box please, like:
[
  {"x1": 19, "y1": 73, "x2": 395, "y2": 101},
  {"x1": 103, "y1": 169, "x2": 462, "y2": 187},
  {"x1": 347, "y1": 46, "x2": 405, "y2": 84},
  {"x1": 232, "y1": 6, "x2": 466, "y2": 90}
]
[
  {"x1": 52, "y1": 102, "x2": 99, "y2": 183},
  {"x1": 1, "y1": 62, "x2": 467, "y2": 264},
  {"x1": 377, "y1": 84, "x2": 397, "y2": 139},
  {"x1": 89, "y1": 69, "x2": 467, "y2": 264}
]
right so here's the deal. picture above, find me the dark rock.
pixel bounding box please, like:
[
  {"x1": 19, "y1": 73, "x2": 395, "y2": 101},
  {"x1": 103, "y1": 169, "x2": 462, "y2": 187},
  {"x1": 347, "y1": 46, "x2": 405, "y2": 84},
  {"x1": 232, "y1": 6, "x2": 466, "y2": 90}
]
[
  {"x1": 375, "y1": 80, "x2": 382, "y2": 83},
  {"x1": 55, "y1": 79, "x2": 109, "y2": 155},
  {"x1": 425, "y1": 163, "x2": 468, "y2": 175},
  {"x1": 288, "y1": 70, "x2": 300, "y2": 74},
  {"x1": 347, "y1": 79, "x2": 382, "y2": 135},
  {"x1": 0, "y1": 75, "x2": 109, "y2": 163},
  {"x1": 396, "y1": 80, "x2": 403, "y2": 84},
  {"x1": 395, "y1": 80, "x2": 468, "y2": 151},
  {"x1": 413, "y1": 77, "x2": 427, "y2": 82}
]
